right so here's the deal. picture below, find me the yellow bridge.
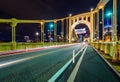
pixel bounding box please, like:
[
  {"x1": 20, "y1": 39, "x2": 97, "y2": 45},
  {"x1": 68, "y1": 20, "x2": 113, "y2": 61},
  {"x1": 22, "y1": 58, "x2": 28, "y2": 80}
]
[{"x1": 0, "y1": 0, "x2": 120, "y2": 62}]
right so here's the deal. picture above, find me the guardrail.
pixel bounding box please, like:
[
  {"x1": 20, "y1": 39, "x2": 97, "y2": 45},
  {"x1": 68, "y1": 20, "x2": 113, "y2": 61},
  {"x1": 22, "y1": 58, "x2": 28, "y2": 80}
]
[{"x1": 91, "y1": 41, "x2": 120, "y2": 62}]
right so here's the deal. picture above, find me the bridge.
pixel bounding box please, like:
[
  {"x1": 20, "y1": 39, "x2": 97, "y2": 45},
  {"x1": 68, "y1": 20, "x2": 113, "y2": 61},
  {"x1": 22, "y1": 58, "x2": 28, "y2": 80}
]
[{"x1": 0, "y1": 0, "x2": 120, "y2": 82}]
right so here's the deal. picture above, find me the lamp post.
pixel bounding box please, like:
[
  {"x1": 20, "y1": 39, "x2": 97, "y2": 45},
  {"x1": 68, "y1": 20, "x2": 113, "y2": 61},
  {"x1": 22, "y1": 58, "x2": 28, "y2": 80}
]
[
  {"x1": 112, "y1": 0, "x2": 118, "y2": 62},
  {"x1": 113, "y1": 0, "x2": 118, "y2": 42}
]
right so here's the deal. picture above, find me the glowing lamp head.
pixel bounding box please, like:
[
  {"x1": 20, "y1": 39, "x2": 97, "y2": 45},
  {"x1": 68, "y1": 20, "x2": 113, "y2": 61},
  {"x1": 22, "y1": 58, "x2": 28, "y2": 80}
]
[
  {"x1": 49, "y1": 23, "x2": 54, "y2": 29},
  {"x1": 36, "y1": 32, "x2": 39, "y2": 36},
  {"x1": 90, "y1": 8, "x2": 94, "y2": 11},
  {"x1": 69, "y1": 13, "x2": 72, "y2": 16},
  {"x1": 106, "y1": 12, "x2": 112, "y2": 17}
]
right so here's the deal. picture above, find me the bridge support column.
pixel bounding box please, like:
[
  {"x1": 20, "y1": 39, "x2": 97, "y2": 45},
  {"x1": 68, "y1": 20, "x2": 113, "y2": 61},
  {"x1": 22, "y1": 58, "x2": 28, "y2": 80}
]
[
  {"x1": 102, "y1": 7, "x2": 104, "y2": 41},
  {"x1": 69, "y1": 14, "x2": 72, "y2": 43},
  {"x1": 90, "y1": 10, "x2": 94, "y2": 42},
  {"x1": 112, "y1": 0, "x2": 118, "y2": 62},
  {"x1": 61, "y1": 19, "x2": 64, "y2": 42},
  {"x1": 11, "y1": 18, "x2": 17, "y2": 50},
  {"x1": 54, "y1": 21, "x2": 57, "y2": 42},
  {"x1": 97, "y1": 9, "x2": 99, "y2": 41},
  {"x1": 40, "y1": 21, "x2": 44, "y2": 43},
  {"x1": 113, "y1": 0, "x2": 118, "y2": 42},
  {"x1": 66, "y1": 18, "x2": 69, "y2": 42},
  {"x1": 93, "y1": 13, "x2": 96, "y2": 42}
]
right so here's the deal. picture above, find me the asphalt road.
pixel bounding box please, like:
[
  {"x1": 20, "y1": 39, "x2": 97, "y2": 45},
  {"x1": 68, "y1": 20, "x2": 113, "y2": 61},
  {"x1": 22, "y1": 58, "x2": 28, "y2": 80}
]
[{"x1": 0, "y1": 44, "x2": 82, "y2": 82}]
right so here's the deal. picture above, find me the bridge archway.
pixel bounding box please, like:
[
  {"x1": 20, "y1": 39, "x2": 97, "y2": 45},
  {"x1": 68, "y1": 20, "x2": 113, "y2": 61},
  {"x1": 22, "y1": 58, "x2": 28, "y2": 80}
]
[
  {"x1": 69, "y1": 13, "x2": 94, "y2": 43},
  {"x1": 71, "y1": 20, "x2": 91, "y2": 42}
]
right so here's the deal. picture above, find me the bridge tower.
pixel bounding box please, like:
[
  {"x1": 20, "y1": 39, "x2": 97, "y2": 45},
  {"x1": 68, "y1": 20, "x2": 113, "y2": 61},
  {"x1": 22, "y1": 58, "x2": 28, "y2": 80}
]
[{"x1": 68, "y1": 0, "x2": 109, "y2": 43}]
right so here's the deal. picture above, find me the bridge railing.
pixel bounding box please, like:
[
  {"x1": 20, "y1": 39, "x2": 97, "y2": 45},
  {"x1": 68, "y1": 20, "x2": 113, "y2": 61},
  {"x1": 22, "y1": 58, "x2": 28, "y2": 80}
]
[
  {"x1": 0, "y1": 42, "x2": 68, "y2": 52},
  {"x1": 91, "y1": 41, "x2": 120, "y2": 62}
]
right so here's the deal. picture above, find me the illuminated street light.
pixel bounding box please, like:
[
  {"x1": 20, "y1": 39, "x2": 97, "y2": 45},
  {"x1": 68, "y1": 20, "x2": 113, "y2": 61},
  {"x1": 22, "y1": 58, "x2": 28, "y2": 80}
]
[
  {"x1": 35, "y1": 32, "x2": 39, "y2": 42},
  {"x1": 106, "y1": 12, "x2": 112, "y2": 17},
  {"x1": 36, "y1": 32, "x2": 39, "y2": 36},
  {"x1": 90, "y1": 8, "x2": 94, "y2": 11},
  {"x1": 49, "y1": 23, "x2": 54, "y2": 28},
  {"x1": 69, "y1": 13, "x2": 72, "y2": 16}
]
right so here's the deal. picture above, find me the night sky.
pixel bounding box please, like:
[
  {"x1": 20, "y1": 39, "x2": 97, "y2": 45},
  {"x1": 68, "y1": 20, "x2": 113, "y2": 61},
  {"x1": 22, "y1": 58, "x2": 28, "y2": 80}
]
[
  {"x1": 0, "y1": 0, "x2": 119, "y2": 41},
  {"x1": 0, "y1": 0, "x2": 99, "y2": 19}
]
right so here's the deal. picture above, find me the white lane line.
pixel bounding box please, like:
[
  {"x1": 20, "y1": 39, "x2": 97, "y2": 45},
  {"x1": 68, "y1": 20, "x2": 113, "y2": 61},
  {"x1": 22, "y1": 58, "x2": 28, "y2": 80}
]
[
  {"x1": 67, "y1": 45, "x2": 88, "y2": 82},
  {"x1": 48, "y1": 44, "x2": 85, "y2": 82}
]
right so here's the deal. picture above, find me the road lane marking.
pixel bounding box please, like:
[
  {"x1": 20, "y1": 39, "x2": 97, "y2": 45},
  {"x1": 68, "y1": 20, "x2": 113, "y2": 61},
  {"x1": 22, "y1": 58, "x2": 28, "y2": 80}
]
[
  {"x1": 0, "y1": 44, "x2": 82, "y2": 68},
  {"x1": 48, "y1": 45, "x2": 86, "y2": 82},
  {"x1": 67, "y1": 45, "x2": 87, "y2": 82}
]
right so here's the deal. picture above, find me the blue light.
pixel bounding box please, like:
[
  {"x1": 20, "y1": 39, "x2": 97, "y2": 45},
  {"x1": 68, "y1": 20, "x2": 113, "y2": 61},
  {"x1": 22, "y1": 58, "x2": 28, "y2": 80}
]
[
  {"x1": 106, "y1": 12, "x2": 112, "y2": 17},
  {"x1": 49, "y1": 23, "x2": 54, "y2": 28}
]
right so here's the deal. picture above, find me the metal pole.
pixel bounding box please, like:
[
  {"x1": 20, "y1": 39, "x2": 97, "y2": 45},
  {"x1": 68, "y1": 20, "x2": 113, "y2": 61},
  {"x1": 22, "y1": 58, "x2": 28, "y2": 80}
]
[
  {"x1": 61, "y1": 19, "x2": 64, "y2": 42},
  {"x1": 111, "y1": 14, "x2": 113, "y2": 41},
  {"x1": 66, "y1": 18, "x2": 69, "y2": 42},
  {"x1": 41, "y1": 24, "x2": 42, "y2": 42},
  {"x1": 40, "y1": 22, "x2": 44, "y2": 43},
  {"x1": 90, "y1": 10, "x2": 94, "y2": 42},
  {"x1": 54, "y1": 21, "x2": 57, "y2": 42},
  {"x1": 93, "y1": 13, "x2": 95, "y2": 42},
  {"x1": 11, "y1": 18, "x2": 17, "y2": 50},
  {"x1": 97, "y1": 10, "x2": 99, "y2": 41},
  {"x1": 112, "y1": 0, "x2": 118, "y2": 62},
  {"x1": 69, "y1": 14, "x2": 72, "y2": 43},
  {"x1": 102, "y1": 7, "x2": 105, "y2": 41},
  {"x1": 113, "y1": 0, "x2": 118, "y2": 42}
]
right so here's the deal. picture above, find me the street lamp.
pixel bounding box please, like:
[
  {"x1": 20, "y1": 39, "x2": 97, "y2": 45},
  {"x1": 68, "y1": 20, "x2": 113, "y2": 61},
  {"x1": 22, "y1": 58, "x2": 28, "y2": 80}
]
[
  {"x1": 90, "y1": 8, "x2": 94, "y2": 11},
  {"x1": 107, "y1": 12, "x2": 112, "y2": 17},
  {"x1": 35, "y1": 32, "x2": 39, "y2": 42},
  {"x1": 69, "y1": 13, "x2": 72, "y2": 16}
]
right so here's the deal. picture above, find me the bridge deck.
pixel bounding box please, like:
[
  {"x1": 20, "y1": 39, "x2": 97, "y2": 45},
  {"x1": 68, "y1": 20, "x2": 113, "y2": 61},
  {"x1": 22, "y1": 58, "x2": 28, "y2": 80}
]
[{"x1": 0, "y1": 44, "x2": 119, "y2": 82}]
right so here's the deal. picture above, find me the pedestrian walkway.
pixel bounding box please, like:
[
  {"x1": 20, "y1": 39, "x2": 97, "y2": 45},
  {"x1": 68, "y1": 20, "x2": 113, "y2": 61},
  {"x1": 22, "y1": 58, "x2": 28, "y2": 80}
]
[
  {"x1": 74, "y1": 46, "x2": 120, "y2": 82},
  {"x1": 56, "y1": 46, "x2": 120, "y2": 82}
]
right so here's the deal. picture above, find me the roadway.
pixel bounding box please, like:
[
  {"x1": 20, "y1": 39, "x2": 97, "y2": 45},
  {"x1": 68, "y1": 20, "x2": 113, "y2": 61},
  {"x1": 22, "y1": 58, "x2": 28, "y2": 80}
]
[
  {"x1": 0, "y1": 43, "x2": 120, "y2": 82},
  {"x1": 0, "y1": 43, "x2": 82, "y2": 82}
]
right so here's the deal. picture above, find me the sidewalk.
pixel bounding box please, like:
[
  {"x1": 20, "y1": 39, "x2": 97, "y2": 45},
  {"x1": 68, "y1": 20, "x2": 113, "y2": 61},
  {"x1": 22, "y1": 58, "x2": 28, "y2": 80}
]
[{"x1": 74, "y1": 46, "x2": 120, "y2": 82}]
